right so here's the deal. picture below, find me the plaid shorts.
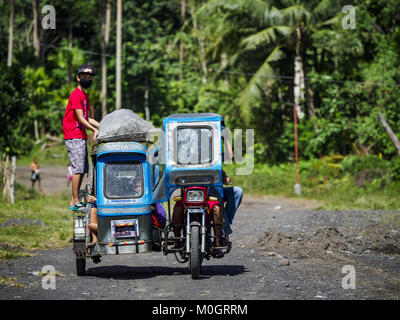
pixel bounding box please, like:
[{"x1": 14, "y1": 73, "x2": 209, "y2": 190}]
[{"x1": 65, "y1": 139, "x2": 89, "y2": 175}]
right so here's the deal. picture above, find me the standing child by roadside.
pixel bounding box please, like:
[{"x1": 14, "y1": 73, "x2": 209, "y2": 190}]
[
  {"x1": 63, "y1": 64, "x2": 99, "y2": 210},
  {"x1": 30, "y1": 158, "x2": 42, "y2": 192}
]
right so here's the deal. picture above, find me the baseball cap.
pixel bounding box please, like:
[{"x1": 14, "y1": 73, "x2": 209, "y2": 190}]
[{"x1": 77, "y1": 64, "x2": 96, "y2": 76}]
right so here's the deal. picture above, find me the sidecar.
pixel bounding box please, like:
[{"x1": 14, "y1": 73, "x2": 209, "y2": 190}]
[{"x1": 72, "y1": 138, "x2": 166, "y2": 275}]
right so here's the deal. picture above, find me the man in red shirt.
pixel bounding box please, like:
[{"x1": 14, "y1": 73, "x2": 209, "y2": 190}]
[{"x1": 63, "y1": 64, "x2": 99, "y2": 210}]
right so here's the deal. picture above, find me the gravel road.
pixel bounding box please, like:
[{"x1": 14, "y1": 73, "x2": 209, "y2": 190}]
[{"x1": 1, "y1": 168, "x2": 399, "y2": 300}]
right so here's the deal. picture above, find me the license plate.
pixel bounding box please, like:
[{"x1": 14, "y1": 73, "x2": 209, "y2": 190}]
[{"x1": 111, "y1": 219, "x2": 139, "y2": 239}]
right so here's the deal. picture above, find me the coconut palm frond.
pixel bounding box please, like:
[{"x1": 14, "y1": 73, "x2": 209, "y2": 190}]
[
  {"x1": 280, "y1": 4, "x2": 311, "y2": 25},
  {"x1": 313, "y1": 0, "x2": 335, "y2": 18},
  {"x1": 240, "y1": 26, "x2": 292, "y2": 51},
  {"x1": 238, "y1": 47, "x2": 286, "y2": 118},
  {"x1": 317, "y1": 16, "x2": 339, "y2": 27}
]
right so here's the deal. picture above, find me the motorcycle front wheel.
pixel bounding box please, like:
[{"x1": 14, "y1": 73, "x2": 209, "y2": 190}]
[{"x1": 189, "y1": 225, "x2": 201, "y2": 279}]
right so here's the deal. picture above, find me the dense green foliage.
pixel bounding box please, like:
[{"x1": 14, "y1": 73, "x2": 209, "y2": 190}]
[
  {"x1": 225, "y1": 154, "x2": 400, "y2": 210},
  {"x1": 1, "y1": 0, "x2": 400, "y2": 163}
]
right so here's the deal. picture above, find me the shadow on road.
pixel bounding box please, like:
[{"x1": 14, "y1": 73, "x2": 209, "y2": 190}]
[{"x1": 85, "y1": 264, "x2": 247, "y2": 280}]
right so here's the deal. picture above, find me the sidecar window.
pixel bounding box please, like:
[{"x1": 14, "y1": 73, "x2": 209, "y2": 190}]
[
  {"x1": 104, "y1": 163, "x2": 143, "y2": 199},
  {"x1": 176, "y1": 127, "x2": 212, "y2": 165}
]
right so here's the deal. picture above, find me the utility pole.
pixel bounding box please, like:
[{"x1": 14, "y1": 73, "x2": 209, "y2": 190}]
[
  {"x1": 101, "y1": 0, "x2": 111, "y2": 118},
  {"x1": 144, "y1": 76, "x2": 150, "y2": 121},
  {"x1": 116, "y1": 0, "x2": 122, "y2": 110},
  {"x1": 7, "y1": 0, "x2": 14, "y2": 67},
  {"x1": 294, "y1": 103, "x2": 301, "y2": 196},
  {"x1": 179, "y1": 0, "x2": 186, "y2": 80}
]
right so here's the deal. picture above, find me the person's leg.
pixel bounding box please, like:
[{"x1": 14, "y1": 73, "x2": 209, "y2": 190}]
[
  {"x1": 212, "y1": 204, "x2": 222, "y2": 247},
  {"x1": 224, "y1": 186, "x2": 243, "y2": 225},
  {"x1": 66, "y1": 139, "x2": 86, "y2": 207},
  {"x1": 78, "y1": 173, "x2": 84, "y2": 192},
  {"x1": 172, "y1": 204, "x2": 184, "y2": 247},
  {"x1": 88, "y1": 207, "x2": 98, "y2": 246},
  {"x1": 223, "y1": 187, "x2": 234, "y2": 233},
  {"x1": 230, "y1": 186, "x2": 243, "y2": 223},
  {"x1": 71, "y1": 174, "x2": 82, "y2": 206},
  {"x1": 79, "y1": 141, "x2": 89, "y2": 191}
]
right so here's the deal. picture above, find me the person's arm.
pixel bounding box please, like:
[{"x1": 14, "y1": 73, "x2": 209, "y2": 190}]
[
  {"x1": 88, "y1": 104, "x2": 100, "y2": 128},
  {"x1": 88, "y1": 118, "x2": 100, "y2": 128},
  {"x1": 74, "y1": 109, "x2": 99, "y2": 141},
  {"x1": 222, "y1": 170, "x2": 231, "y2": 185},
  {"x1": 224, "y1": 138, "x2": 234, "y2": 160},
  {"x1": 87, "y1": 195, "x2": 97, "y2": 203}
]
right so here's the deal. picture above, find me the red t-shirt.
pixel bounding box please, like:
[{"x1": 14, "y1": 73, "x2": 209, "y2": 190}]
[{"x1": 63, "y1": 88, "x2": 91, "y2": 140}]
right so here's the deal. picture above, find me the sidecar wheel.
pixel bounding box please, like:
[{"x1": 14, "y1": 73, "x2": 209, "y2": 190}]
[
  {"x1": 76, "y1": 258, "x2": 86, "y2": 276},
  {"x1": 189, "y1": 225, "x2": 201, "y2": 279}
]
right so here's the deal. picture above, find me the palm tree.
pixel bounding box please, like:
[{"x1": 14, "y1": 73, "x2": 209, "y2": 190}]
[{"x1": 197, "y1": 0, "x2": 338, "y2": 120}]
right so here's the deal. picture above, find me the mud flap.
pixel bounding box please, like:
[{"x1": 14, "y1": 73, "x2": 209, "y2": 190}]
[{"x1": 73, "y1": 241, "x2": 87, "y2": 259}]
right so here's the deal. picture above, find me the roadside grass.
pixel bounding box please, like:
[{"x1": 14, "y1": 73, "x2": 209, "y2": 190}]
[
  {"x1": 224, "y1": 155, "x2": 400, "y2": 211},
  {"x1": 0, "y1": 276, "x2": 26, "y2": 288},
  {"x1": 17, "y1": 144, "x2": 70, "y2": 167},
  {"x1": 0, "y1": 183, "x2": 73, "y2": 261}
]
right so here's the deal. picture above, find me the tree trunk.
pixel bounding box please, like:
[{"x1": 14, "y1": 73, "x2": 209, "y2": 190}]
[
  {"x1": 378, "y1": 111, "x2": 400, "y2": 156},
  {"x1": 32, "y1": 0, "x2": 40, "y2": 64},
  {"x1": 144, "y1": 76, "x2": 150, "y2": 121},
  {"x1": 302, "y1": 52, "x2": 315, "y2": 118},
  {"x1": 179, "y1": 0, "x2": 186, "y2": 80},
  {"x1": 189, "y1": 0, "x2": 207, "y2": 84},
  {"x1": 67, "y1": 23, "x2": 73, "y2": 88},
  {"x1": 2, "y1": 155, "x2": 10, "y2": 200},
  {"x1": 32, "y1": 0, "x2": 41, "y2": 141},
  {"x1": 10, "y1": 156, "x2": 16, "y2": 204},
  {"x1": 101, "y1": 0, "x2": 111, "y2": 118},
  {"x1": 7, "y1": 0, "x2": 14, "y2": 67},
  {"x1": 33, "y1": 104, "x2": 40, "y2": 142},
  {"x1": 221, "y1": 52, "x2": 229, "y2": 90},
  {"x1": 293, "y1": 24, "x2": 304, "y2": 120},
  {"x1": 115, "y1": 0, "x2": 122, "y2": 110},
  {"x1": 306, "y1": 84, "x2": 315, "y2": 118}
]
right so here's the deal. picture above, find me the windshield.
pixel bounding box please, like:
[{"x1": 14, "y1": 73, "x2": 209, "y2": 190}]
[
  {"x1": 104, "y1": 163, "x2": 143, "y2": 198},
  {"x1": 176, "y1": 127, "x2": 212, "y2": 165}
]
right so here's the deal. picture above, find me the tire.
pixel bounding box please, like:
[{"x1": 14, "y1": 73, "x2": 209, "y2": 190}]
[
  {"x1": 189, "y1": 225, "x2": 201, "y2": 279},
  {"x1": 76, "y1": 258, "x2": 86, "y2": 276}
]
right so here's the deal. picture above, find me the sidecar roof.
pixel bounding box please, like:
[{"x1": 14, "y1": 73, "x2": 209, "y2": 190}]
[
  {"x1": 164, "y1": 113, "x2": 223, "y2": 124},
  {"x1": 95, "y1": 142, "x2": 147, "y2": 158}
]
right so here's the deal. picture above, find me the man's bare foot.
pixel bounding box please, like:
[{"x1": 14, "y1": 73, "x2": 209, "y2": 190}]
[{"x1": 87, "y1": 241, "x2": 97, "y2": 248}]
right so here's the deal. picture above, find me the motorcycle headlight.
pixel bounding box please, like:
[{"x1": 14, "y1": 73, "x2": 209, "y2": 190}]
[{"x1": 186, "y1": 189, "x2": 204, "y2": 202}]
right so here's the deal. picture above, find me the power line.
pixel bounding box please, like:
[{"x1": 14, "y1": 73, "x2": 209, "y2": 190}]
[{"x1": 2, "y1": 34, "x2": 400, "y2": 89}]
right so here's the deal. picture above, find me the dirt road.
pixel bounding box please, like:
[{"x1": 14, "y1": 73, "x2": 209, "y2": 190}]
[
  {"x1": 1, "y1": 167, "x2": 399, "y2": 299},
  {"x1": 16, "y1": 166, "x2": 88, "y2": 195}
]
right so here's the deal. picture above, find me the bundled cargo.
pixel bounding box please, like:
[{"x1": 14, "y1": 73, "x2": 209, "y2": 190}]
[{"x1": 97, "y1": 109, "x2": 158, "y2": 142}]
